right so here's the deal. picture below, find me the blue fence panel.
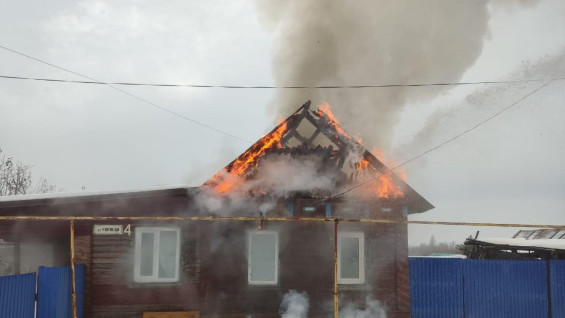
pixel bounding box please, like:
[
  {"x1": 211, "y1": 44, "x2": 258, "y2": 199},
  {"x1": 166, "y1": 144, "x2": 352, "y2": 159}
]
[
  {"x1": 409, "y1": 258, "x2": 464, "y2": 318},
  {"x1": 550, "y1": 260, "x2": 565, "y2": 318},
  {"x1": 0, "y1": 272, "x2": 36, "y2": 318},
  {"x1": 38, "y1": 264, "x2": 85, "y2": 318},
  {"x1": 463, "y1": 260, "x2": 548, "y2": 318}
]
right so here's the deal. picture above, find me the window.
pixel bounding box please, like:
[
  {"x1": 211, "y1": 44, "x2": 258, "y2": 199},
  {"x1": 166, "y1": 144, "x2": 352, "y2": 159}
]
[
  {"x1": 248, "y1": 231, "x2": 278, "y2": 285},
  {"x1": 338, "y1": 232, "x2": 365, "y2": 284},
  {"x1": 134, "y1": 227, "x2": 180, "y2": 283}
]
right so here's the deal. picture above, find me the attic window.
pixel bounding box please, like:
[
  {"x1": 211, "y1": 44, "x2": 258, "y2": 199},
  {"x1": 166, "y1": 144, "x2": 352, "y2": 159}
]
[
  {"x1": 338, "y1": 232, "x2": 365, "y2": 284},
  {"x1": 248, "y1": 231, "x2": 278, "y2": 285},
  {"x1": 134, "y1": 227, "x2": 180, "y2": 283}
]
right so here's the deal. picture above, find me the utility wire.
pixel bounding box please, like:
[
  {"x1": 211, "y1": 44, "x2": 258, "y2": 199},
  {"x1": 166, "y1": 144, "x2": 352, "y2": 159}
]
[
  {"x1": 322, "y1": 79, "x2": 556, "y2": 202},
  {"x1": 0, "y1": 43, "x2": 560, "y2": 194},
  {"x1": 1, "y1": 73, "x2": 564, "y2": 89},
  {"x1": 0, "y1": 44, "x2": 252, "y2": 143}
]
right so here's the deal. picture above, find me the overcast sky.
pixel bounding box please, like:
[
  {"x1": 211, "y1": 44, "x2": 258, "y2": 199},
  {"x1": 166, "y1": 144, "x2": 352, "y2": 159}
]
[{"x1": 0, "y1": 0, "x2": 564, "y2": 245}]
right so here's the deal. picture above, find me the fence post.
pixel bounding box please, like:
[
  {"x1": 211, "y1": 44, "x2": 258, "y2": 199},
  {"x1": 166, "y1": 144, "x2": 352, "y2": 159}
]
[
  {"x1": 334, "y1": 219, "x2": 339, "y2": 318},
  {"x1": 70, "y1": 219, "x2": 78, "y2": 318}
]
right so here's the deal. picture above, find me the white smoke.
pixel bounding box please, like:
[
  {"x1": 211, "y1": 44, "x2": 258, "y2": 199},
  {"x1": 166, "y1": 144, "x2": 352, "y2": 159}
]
[
  {"x1": 196, "y1": 154, "x2": 343, "y2": 215},
  {"x1": 398, "y1": 49, "x2": 565, "y2": 159},
  {"x1": 339, "y1": 297, "x2": 387, "y2": 318},
  {"x1": 280, "y1": 290, "x2": 309, "y2": 318},
  {"x1": 247, "y1": 156, "x2": 341, "y2": 196}
]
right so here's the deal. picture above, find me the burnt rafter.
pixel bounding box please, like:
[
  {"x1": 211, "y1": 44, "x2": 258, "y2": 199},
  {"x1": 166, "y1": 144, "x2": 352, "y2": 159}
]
[{"x1": 202, "y1": 100, "x2": 434, "y2": 214}]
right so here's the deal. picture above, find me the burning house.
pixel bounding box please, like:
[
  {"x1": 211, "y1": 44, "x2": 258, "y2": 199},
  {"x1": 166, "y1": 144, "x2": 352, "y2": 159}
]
[{"x1": 0, "y1": 101, "x2": 433, "y2": 317}]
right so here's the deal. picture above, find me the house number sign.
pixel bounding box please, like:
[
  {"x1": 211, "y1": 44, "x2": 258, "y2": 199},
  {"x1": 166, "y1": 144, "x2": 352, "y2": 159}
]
[{"x1": 93, "y1": 224, "x2": 131, "y2": 236}]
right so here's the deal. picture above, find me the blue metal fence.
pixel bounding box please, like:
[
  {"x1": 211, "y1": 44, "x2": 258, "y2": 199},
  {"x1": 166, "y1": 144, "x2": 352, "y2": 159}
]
[
  {"x1": 38, "y1": 265, "x2": 85, "y2": 318},
  {"x1": 410, "y1": 258, "x2": 564, "y2": 318},
  {"x1": 463, "y1": 260, "x2": 548, "y2": 318},
  {"x1": 550, "y1": 260, "x2": 565, "y2": 317},
  {"x1": 409, "y1": 258, "x2": 463, "y2": 318},
  {"x1": 0, "y1": 272, "x2": 36, "y2": 318}
]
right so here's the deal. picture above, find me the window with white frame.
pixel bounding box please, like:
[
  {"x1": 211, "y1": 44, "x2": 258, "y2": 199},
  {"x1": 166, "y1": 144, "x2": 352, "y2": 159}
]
[
  {"x1": 338, "y1": 231, "x2": 365, "y2": 284},
  {"x1": 134, "y1": 227, "x2": 180, "y2": 283},
  {"x1": 248, "y1": 231, "x2": 278, "y2": 285}
]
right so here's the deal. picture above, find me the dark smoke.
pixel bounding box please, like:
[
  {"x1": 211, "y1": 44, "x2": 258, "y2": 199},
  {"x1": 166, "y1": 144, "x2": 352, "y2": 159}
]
[{"x1": 255, "y1": 0, "x2": 537, "y2": 149}]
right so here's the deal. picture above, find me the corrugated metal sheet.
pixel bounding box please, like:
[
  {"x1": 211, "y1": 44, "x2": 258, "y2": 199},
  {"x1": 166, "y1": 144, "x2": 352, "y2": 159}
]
[
  {"x1": 0, "y1": 272, "x2": 36, "y2": 318},
  {"x1": 463, "y1": 260, "x2": 548, "y2": 318},
  {"x1": 37, "y1": 265, "x2": 85, "y2": 318},
  {"x1": 550, "y1": 260, "x2": 565, "y2": 317},
  {"x1": 409, "y1": 258, "x2": 464, "y2": 318}
]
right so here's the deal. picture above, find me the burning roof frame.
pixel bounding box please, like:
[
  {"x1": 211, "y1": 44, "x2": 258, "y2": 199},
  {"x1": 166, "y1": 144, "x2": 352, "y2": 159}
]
[{"x1": 203, "y1": 100, "x2": 434, "y2": 215}]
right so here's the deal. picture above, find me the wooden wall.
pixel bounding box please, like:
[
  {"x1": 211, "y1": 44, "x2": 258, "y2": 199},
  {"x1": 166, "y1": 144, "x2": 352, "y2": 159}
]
[
  {"x1": 86, "y1": 221, "x2": 200, "y2": 318},
  {"x1": 196, "y1": 201, "x2": 407, "y2": 317},
  {"x1": 0, "y1": 191, "x2": 412, "y2": 317}
]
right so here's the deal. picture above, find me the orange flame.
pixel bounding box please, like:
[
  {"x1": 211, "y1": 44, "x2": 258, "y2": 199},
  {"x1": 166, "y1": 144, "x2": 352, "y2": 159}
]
[
  {"x1": 355, "y1": 148, "x2": 405, "y2": 199},
  {"x1": 207, "y1": 121, "x2": 288, "y2": 194},
  {"x1": 315, "y1": 103, "x2": 352, "y2": 139}
]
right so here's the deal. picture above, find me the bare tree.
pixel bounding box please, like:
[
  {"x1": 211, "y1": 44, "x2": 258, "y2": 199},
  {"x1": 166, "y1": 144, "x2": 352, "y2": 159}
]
[{"x1": 0, "y1": 149, "x2": 56, "y2": 196}]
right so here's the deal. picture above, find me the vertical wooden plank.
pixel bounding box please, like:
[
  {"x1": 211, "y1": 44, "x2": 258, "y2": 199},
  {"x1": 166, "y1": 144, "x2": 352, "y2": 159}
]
[
  {"x1": 74, "y1": 233, "x2": 91, "y2": 316},
  {"x1": 396, "y1": 216, "x2": 411, "y2": 312},
  {"x1": 70, "y1": 220, "x2": 78, "y2": 318}
]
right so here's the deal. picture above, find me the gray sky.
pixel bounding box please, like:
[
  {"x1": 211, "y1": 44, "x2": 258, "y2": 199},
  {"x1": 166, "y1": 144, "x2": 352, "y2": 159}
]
[{"x1": 0, "y1": 0, "x2": 564, "y2": 245}]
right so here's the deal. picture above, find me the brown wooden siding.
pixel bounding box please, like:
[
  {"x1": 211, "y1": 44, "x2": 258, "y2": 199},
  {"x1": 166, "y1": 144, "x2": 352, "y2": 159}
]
[
  {"x1": 199, "y1": 217, "x2": 402, "y2": 317},
  {"x1": 89, "y1": 221, "x2": 200, "y2": 318}
]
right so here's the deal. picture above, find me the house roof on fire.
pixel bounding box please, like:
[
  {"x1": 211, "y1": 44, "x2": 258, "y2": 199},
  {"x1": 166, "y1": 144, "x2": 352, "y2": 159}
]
[
  {"x1": 203, "y1": 101, "x2": 434, "y2": 215},
  {"x1": 0, "y1": 102, "x2": 433, "y2": 217}
]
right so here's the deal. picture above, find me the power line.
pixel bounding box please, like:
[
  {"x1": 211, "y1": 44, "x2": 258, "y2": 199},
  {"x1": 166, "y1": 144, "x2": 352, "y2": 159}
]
[
  {"x1": 1, "y1": 73, "x2": 563, "y2": 89},
  {"x1": 322, "y1": 79, "x2": 556, "y2": 202},
  {"x1": 0, "y1": 44, "x2": 252, "y2": 143},
  {"x1": 0, "y1": 43, "x2": 560, "y2": 194}
]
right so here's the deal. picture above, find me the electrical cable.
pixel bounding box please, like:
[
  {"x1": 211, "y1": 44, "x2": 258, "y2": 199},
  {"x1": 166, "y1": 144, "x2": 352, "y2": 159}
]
[
  {"x1": 0, "y1": 44, "x2": 252, "y2": 143},
  {"x1": 0, "y1": 73, "x2": 564, "y2": 89},
  {"x1": 320, "y1": 79, "x2": 557, "y2": 202},
  {"x1": 0, "y1": 44, "x2": 560, "y2": 196}
]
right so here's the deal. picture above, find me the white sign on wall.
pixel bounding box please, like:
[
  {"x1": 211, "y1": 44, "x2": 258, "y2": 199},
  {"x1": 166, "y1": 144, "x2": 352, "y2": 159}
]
[{"x1": 93, "y1": 224, "x2": 123, "y2": 235}]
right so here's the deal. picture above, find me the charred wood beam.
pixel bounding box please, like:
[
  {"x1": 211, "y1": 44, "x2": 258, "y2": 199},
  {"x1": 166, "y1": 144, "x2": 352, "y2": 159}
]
[
  {"x1": 303, "y1": 111, "x2": 345, "y2": 149},
  {"x1": 307, "y1": 128, "x2": 321, "y2": 144},
  {"x1": 292, "y1": 130, "x2": 310, "y2": 145},
  {"x1": 361, "y1": 150, "x2": 387, "y2": 172}
]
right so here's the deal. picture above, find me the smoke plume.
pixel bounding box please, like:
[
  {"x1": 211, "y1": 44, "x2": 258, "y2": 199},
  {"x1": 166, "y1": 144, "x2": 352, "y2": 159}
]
[
  {"x1": 398, "y1": 48, "x2": 565, "y2": 159},
  {"x1": 339, "y1": 297, "x2": 387, "y2": 318},
  {"x1": 255, "y1": 0, "x2": 537, "y2": 149},
  {"x1": 280, "y1": 290, "x2": 309, "y2": 318}
]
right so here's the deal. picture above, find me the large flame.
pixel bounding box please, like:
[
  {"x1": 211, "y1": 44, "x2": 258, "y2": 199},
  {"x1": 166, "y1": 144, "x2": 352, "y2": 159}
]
[
  {"x1": 207, "y1": 121, "x2": 288, "y2": 194},
  {"x1": 205, "y1": 102, "x2": 406, "y2": 200}
]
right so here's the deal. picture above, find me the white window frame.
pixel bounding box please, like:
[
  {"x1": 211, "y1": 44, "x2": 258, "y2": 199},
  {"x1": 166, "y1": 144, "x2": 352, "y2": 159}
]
[
  {"x1": 247, "y1": 230, "x2": 279, "y2": 285},
  {"x1": 134, "y1": 227, "x2": 180, "y2": 283},
  {"x1": 338, "y1": 231, "x2": 365, "y2": 284}
]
